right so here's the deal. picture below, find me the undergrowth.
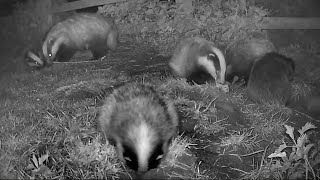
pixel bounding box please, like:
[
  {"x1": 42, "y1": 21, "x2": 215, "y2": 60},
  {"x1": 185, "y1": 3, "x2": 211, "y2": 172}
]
[{"x1": 241, "y1": 122, "x2": 320, "y2": 180}]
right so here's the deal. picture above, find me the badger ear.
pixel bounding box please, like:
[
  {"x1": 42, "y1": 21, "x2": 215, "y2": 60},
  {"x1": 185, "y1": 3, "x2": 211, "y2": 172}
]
[{"x1": 48, "y1": 39, "x2": 54, "y2": 46}]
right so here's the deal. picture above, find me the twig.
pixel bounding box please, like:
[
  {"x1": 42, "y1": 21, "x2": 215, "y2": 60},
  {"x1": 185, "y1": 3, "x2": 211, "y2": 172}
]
[
  {"x1": 201, "y1": 96, "x2": 218, "y2": 113},
  {"x1": 239, "y1": 150, "x2": 265, "y2": 157},
  {"x1": 292, "y1": 109, "x2": 315, "y2": 120},
  {"x1": 121, "y1": 163, "x2": 132, "y2": 180},
  {"x1": 256, "y1": 140, "x2": 274, "y2": 178}
]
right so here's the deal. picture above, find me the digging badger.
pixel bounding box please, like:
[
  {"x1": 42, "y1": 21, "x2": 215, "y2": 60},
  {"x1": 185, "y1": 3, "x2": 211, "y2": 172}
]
[
  {"x1": 98, "y1": 83, "x2": 178, "y2": 174},
  {"x1": 41, "y1": 13, "x2": 118, "y2": 66}
]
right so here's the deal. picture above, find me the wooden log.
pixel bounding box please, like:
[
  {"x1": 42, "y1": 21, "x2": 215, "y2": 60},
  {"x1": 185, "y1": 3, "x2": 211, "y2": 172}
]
[
  {"x1": 51, "y1": 0, "x2": 127, "y2": 13},
  {"x1": 259, "y1": 17, "x2": 320, "y2": 29}
]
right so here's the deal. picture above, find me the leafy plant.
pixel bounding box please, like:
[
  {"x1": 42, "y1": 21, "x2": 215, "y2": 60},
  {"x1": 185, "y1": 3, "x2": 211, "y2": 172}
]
[
  {"x1": 267, "y1": 122, "x2": 318, "y2": 180},
  {"x1": 26, "y1": 152, "x2": 53, "y2": 179}
]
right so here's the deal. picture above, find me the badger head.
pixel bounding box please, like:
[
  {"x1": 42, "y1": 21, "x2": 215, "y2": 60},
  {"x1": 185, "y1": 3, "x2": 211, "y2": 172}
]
[
  {"x1": 25, "y1": 50, "x2": 45, "y2": 68},
  {"x1": 110, "y1": 112, "x2": 175, "y2": 175},
  {"x1": 197, "y1": 44, "x2": 226, "y2": 85},
  {"x1": 42, "y1": 36, "x2": 66, "y2": 66}
]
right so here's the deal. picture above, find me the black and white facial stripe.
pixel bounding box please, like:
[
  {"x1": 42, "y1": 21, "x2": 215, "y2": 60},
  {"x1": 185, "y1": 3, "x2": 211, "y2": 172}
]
[
  {"x1": 169, "y1": 37, "x2": 226, "y2": 85},
  {"x1": 25, "y1": 50, "x2": 45, "y2": 68},
  {"x1": 98, "y1": 83, "x2": 178, "y2": 174}
]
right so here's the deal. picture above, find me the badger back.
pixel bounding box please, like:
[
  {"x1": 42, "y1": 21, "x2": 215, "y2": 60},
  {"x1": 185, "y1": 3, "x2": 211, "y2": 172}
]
[
  {"x1": 247, "y1": 52, "x2": 295, "y2": 105},
  {"x1": 225, "y1": 37, "x2": 276, "y2": 82},
  {"x1": 169, "y1": 38, "x2": 201, "y2": 77},
  {"x1": 42, "y1": 13, "x2": 117, "y2": 65}
]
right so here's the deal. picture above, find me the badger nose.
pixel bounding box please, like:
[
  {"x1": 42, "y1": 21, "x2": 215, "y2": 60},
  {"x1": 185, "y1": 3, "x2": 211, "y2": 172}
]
[
  {"x1": 136, "y1": 164, "x2": 150, "y2": 176},
  {"x1": 137, "y1": 168, "x2": 148, "y2": 174},
  {"x1": 216, "y1": 75, "x2": 225, "y2": 84}
]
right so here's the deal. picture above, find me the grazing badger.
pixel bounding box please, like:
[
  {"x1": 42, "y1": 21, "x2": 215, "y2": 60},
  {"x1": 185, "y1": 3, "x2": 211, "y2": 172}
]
[
  {"x1": 169, "y1": 37, "x2": 226, "y2": 85},
  {"x1": 42, "y1": 13, "x2": 118, "y2": 66},
  {"x1": 225, "y1": 37, "x2": 276, "y2": 83},
  {"x1": 247, "y1": 52, "x2": 295, "y2": 105},
  {"x1": 98, "y1": 82, "x2": 178, "y2": 174}
]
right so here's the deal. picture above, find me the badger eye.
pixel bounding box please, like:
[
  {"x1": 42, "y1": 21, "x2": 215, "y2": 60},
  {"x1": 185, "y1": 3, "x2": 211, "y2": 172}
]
[
  {"x1": 209, "y1": 53, "x2": 216, "y2": 57},
  {"x1": 149, "y1": 143, "x2": 164, "y2": 170},
  {"x1": 48, "y1": 53, "x2": 52, "y2": 57},
  {"x1": 122, "y1": 144, "x2": 138, "y2": 171},
  {"x1": 124, "y1": 156, "x2": 132, "y2": 162},
  {"x1": 208, "y1": 53, "x2": 216, "y2": 59},
  {"x1": 156, "y1": 154, "x2": 163, "y2": 160}
]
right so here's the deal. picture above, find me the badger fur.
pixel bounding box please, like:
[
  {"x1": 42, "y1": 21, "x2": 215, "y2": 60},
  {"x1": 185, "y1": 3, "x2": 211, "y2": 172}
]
[
  {"x1": 98, "y1": 82, "x2": 178, "y2": 174},
  {"x1": 169, "y1": 37, "x2": 226, "y2": 85},
  {"x1": 306, "y1": 95, "x2": 320, "y2": 119},
  {"x1": 225, "y1": 37, "x2": 276, "y2": 83},
  {"x1": 42, "y1": 13, "x2": 118, "y2": 66},
  {"x1": 247, "y1": 52, "x2": 295, "y2": 105}
]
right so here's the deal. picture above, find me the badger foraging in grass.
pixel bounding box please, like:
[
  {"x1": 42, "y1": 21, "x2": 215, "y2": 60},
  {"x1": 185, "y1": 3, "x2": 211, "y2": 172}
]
[
  {"x1": 25, "y1": 42, "x2": 46, "y2": 68},
  {"x1": 169, "y1": 37, "x2": 227, "y2": 86},
  {"x1": 247, "y1": 52, "x2": 295, "y2": 105},
  {"x1": 98, "y1": 83, "x2": 178, "y2": 174},
  {"x1": 25, "y1": 49, "x2": 45, "y2": 68},
  {"x1": 225, "y1": 37, "x2": 276, "y2": 83},
  {"x1": 42, "y1": 13, "x2": 118, "y2": 66}
]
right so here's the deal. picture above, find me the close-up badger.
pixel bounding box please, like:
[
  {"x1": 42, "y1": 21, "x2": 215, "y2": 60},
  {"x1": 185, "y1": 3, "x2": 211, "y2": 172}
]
[
  {"x1": 225, "y1": 37, "x2": 276, "y2": 83},
  {"x1": 38, "y1": 13, "x2": 118, "y2": 67},
  {"x1": 97, "y1": 82, "x2": 178, "y2": 175},
  {"x1": 246, "y1": 52, "x2": 295, "y2": 105},
  {"x1": 169, "y1": 37, "x2": 226, "y2": 85}
]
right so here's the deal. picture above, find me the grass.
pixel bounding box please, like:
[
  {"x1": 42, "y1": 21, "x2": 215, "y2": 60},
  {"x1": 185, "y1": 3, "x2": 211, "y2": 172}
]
[
  {"x1": 0, "y1": 62, "x2": 200, "y2": 179},
  {"x1": 291, "y1": 79, "x2": 313, "y2": 102},
  {"x1": 1, "y1": 42, "x2": 320, "y2": 179},
  {"x1": 1, "y1": 0, "x2": 319, "y2": 178}
]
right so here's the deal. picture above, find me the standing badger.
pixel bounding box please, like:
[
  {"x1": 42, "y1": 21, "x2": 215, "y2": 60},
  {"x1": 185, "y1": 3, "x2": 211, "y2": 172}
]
[
  {"x1": 247, "y1": 52, "x2": 295, "y2": 105},
  {"x1": 42, "y1": 13, "x2": 118, "y2": 66},
  {"x1": 98, "y1": 83, "x2": 178, "y2": 174},
  {"x1": 169, "y1": 37, "x2": 226, "y2": 85},
  {"x1": 225, "y1": 37, "x2": 276, "y2": 83}
]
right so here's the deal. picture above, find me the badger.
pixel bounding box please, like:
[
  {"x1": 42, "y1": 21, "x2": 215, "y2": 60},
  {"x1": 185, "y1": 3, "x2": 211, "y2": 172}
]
[
  {"x1": 225, "y1": 37, "x2": 276, "y2": 83},
  {"x1": 25, "y1": 49, "x2": 44, "y2": 68},
  {"x1": 24, "y1": 41, "x2": 46, "y2": 68},
  {"x1": 247, "y1": 52, "x2": 295, "y2": 105},
  {"x1": 98, "y1": 82, "x2": 178, "y2": 174},
  {"x1": 169, "y1": 37, "x2": 226, "y2": 85},
  {"x1": 42, "y1": 13, "x2": 118, "y2": 66}
]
